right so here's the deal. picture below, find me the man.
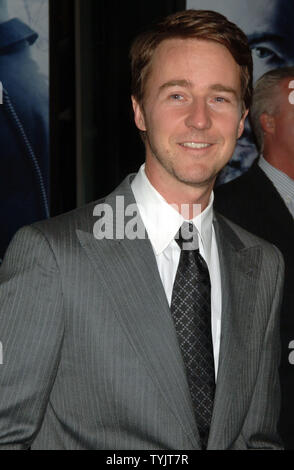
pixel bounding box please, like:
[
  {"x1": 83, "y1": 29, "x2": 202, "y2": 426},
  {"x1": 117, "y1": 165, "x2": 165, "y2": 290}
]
[
  {"x1": 0, "y1": 10, "x2": 284, "y2": 450},
  {"x1": 187, "y1": 0, "x2": 294, "y2": 183},
  {"x1": 0, "y1": 0, "x2": 49, "y2": 263},
  {"x1": 215, "y1": 67, "x2": 294, "y2": 449}
]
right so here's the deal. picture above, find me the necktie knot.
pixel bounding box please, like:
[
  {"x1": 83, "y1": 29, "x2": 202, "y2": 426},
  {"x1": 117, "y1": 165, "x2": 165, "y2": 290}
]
[{"x1": 175, "y1": 222, "x2": 199, "y2": 251}]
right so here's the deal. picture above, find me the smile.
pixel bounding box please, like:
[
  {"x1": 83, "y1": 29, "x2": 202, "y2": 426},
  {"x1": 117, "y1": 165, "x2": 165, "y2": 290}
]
[{"x1": 179, "y1": 142, "x2": 212, "y2": 149}]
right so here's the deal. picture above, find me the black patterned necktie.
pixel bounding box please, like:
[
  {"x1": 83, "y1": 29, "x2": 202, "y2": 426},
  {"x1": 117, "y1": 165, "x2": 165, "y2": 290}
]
[{"x1": 170, "y1": 222, "x2": 215, "y2": 449}]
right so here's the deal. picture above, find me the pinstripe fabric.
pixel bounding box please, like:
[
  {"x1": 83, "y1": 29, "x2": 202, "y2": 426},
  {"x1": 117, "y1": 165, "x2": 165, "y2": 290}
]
[{"x1": 0, "y1": 175, "x2": 284, "y2": 450}]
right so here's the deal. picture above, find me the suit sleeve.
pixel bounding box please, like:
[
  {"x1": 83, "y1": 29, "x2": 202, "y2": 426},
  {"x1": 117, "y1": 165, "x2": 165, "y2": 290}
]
[
  {"x1": 239, "y1": 246, "x2": 284, "y2": 450},
  {"x1": 0, "y1": 226, "x2": 64, "y2": 449}
]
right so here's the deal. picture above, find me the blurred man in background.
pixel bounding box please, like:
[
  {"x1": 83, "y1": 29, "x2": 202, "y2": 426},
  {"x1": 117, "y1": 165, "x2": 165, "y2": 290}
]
[{"x1": 215, "y1": 67, "x2": 294, "y2": 448}]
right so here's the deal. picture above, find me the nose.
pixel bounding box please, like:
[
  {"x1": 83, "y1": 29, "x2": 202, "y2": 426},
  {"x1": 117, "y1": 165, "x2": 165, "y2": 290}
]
[{"x1": 185, "y1": 99, "x2": 212, "y2": 130}]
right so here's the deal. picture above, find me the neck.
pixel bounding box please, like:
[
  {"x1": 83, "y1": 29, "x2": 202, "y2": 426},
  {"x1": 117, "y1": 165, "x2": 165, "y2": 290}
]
[{"x1": 145, "y1": 166, "x2": 213, "y2": 220}]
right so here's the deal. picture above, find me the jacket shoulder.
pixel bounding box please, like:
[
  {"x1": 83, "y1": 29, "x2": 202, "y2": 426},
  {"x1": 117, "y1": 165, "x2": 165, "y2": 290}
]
[
  {"x1": 33, "y1": 198, "x2": 106, "y2": 238},
  {"x1": 215, "y1": 211, "x2": 284, "y2": 264}
]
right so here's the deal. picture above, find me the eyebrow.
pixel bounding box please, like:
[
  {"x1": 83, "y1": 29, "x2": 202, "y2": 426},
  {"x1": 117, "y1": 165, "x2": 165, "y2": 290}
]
[
  {"x1": 159, "y1": 80, "x2": 192, "y2": 91},
  {"x1": 210, "y1": 84, "x2": 238, "y2": 97},
  {"x1": 247, "y1": 32, "x2": 285, "y2": 47},
  {"x1": 159, "y1": 80, "x2": 238, "y2": 97}
]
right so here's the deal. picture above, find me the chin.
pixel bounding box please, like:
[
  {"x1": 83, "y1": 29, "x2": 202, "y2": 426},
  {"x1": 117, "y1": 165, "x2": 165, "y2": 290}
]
[{"x1": 174, "y1": 168, "x2": 216, "y2": 187}]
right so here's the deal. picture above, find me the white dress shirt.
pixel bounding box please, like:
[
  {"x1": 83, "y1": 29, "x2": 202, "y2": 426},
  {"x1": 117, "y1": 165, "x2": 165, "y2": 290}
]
[{"x1": 131, "y1": 164, "x2": 222, "y2": 377}]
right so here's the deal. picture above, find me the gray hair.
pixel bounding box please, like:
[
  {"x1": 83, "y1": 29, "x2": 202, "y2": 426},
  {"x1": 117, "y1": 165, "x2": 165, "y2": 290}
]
[{"x1": 250, "y1": 66, "x2": 294, "y2": 152}]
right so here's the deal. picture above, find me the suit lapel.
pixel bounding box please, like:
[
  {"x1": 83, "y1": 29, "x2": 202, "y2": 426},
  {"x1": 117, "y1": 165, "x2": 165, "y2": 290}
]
[
  {"x1": 208, "y1": 214, "x2": 262, "y2": 449},
  {"x1": 76, "y1": 176, "x2": 201, "y2": 449}
]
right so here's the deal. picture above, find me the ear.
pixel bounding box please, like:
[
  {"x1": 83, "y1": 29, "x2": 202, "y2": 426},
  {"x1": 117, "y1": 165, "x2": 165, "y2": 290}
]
[
  {"x1": 259, "y1": 112, "x2": 275, "y2": 135},
  {"x1": 237, "y1": 109, "x2": 249, "y2": 139},
  {"x1": 131, "y1": 96, "x2": 147, "y2": 131}
]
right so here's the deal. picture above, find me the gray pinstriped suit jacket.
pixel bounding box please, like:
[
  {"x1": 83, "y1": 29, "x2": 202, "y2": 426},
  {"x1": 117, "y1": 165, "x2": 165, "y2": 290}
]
[{"x1": 0, "y1": 174, "x2": 284, "y2": 449}]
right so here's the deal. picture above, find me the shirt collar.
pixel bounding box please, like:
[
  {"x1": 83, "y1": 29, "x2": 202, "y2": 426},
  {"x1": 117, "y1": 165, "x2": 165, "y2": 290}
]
[
  {"x1": 131, "y1": 164, "x2": 214, "y2": 258},
  {"x1": 258, "y1": 155, "x2": 294, "y2": 201}
]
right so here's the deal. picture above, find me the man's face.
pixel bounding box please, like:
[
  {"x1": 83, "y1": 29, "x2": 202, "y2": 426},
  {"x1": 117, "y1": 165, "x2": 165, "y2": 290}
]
[
  {"x1": 271, "y1": 78, "x2": 294, "y2": 163},
  {"x1": 187, "y1": 0, "x2": 294, "y2": 182},
  {"x1": 132, "y1": 38, "x2": 247, "y2": 197}
]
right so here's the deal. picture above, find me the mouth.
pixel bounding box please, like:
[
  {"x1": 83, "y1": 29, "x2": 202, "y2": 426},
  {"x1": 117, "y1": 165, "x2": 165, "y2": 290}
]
[{"x1": 179, "y1": 142, "x2": 213, "y2": 150}]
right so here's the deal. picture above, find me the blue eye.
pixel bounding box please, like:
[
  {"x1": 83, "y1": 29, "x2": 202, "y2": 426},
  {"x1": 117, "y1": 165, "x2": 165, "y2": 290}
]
[
  {"x1": 170, "y1": 94, "x2": 183, "y2": 100},
  {"x1": 214, "y1": 97, "x2": 226, "y2": 103},
  {"x1": 252, "y1": 46, "x2": 277, "y2": 61}
]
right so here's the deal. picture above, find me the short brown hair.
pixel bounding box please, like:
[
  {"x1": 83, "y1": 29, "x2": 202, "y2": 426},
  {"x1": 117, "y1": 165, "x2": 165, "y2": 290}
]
[{"x1": 130, "y1": 9, "x2": 253, "y2": 112}]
